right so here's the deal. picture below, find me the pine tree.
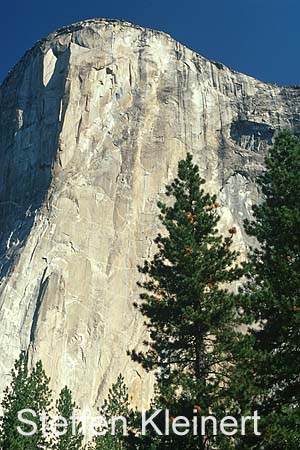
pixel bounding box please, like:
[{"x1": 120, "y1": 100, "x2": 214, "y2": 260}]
[
  {"x1": 52, "y1": 386, "x2": 84, "y2": 450},
  {"x1": 0, "y1": 352, "x2": 52, "y2": 450},
  {"x1": 93, "y1": 374, "x2": 132, "y2": 450},
  {"x1": 0, "y1": 352, "x2": 29, "y2": 450},
  {"x1": 130, "y1": 154, "x2": 244, "y2": 449},
  {"x1": 233, "y1": 130, "x2": 300, "y2": 449}
]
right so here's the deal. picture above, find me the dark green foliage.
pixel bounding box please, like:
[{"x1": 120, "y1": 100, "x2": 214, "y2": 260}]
[
  {"x1": 131, "y1": 154, "x2": 244, "y2": 449},
  {"x1": 0, "y1": 352, "x2": 52, "y2": 450},
  {"x1": 234, "y1": 130, "x2": 300, "y2": 449},
  {"x1": 93, "y1": 374, "x2": 132, "y2": 450},
  {"x1": 0, "y1": 352, "x2": 29, "y2": 450},
  {"x1": 52, "y1": 386, "x2": 84, "y2": 450}
]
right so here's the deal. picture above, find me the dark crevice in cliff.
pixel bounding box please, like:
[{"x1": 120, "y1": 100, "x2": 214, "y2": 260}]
[
  {"x1": 29, "y1": 268, "x2": 49, "y2": 345},
  {"x1": 230, "y1": 120, "x2": 274, "y2": 152}
]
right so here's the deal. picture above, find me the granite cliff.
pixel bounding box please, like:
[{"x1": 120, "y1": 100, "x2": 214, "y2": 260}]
[{"x1": 0, "y1": 19, "x2": 300, "y2": 409}]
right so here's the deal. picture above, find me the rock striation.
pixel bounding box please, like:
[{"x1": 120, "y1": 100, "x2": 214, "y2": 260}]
[{"x1": 0, "y1": 18, "x2": 300, "y2": 409}]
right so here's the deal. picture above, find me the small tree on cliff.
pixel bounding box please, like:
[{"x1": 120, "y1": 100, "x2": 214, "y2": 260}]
[
  {"x1": 232, "y1": 131, "x2": 300, "y2": 449},
  {"x1": 0, "y1": 352, "x2": 52, "y2": 450},
  {"x1": 131, "y1": 154, "x2": 244, "y2": 449},
  {"x1": 52, "y1": 386, "x2": 84, "y2": 450}
]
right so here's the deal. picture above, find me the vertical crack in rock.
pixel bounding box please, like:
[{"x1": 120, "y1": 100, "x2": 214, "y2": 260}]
[{"x1": 30, "y1": 267, "x2": 49, "y2": 345}]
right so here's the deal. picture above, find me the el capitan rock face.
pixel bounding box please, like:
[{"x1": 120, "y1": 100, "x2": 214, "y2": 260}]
[{"x1": 0, "y1": 19, "x2": 300, "y2": 408}]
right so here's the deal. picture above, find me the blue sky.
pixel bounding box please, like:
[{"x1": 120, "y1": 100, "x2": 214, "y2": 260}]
[{"x1": 1, "y1": 0, "x2": 299, "y2": 85}]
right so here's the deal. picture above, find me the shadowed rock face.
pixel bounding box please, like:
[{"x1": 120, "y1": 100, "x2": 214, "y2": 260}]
[{"x1": 0, "y1": 18, "x2": 300, "y2": 409}]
